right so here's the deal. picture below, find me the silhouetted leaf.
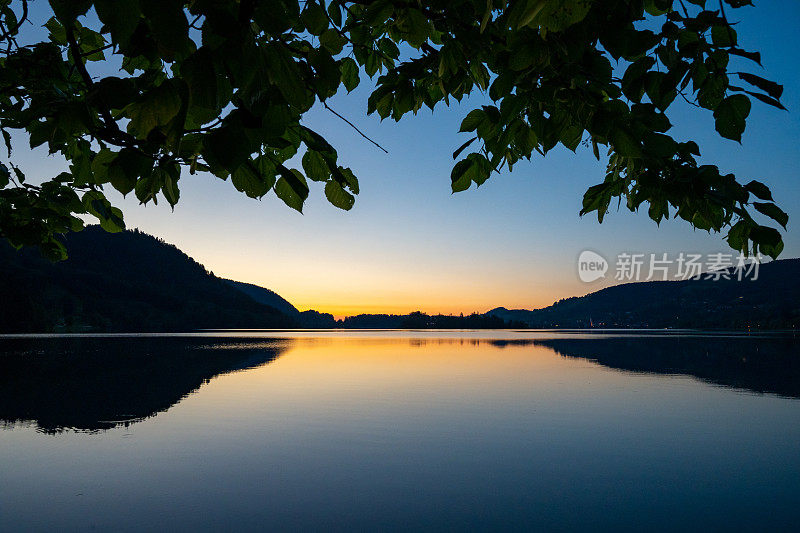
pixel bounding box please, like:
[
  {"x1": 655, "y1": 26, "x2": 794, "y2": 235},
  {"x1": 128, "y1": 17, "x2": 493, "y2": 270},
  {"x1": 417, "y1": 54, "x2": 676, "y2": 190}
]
[
  {"x1": 302, "y1": 150, "x2": 330, "y2": 182},
  {"x1": 737, "y1": 72, "x2": 784, "y2": 99},
  {"x1": 301, "y1": 1, "x2": 329, "y2": 35},
  {"x1": 714, "y1": 95, "x2": 751, "y2": 142},
  {"x1": 340, "y1": 57, "x2": 360, "y2": 92},
  {"x1": 711, "y1": 25, "x2": 736, "y2": 47},
  {"x1": 753, "y1": 202, "x2": 788, "y2": 229},
  {"x1": 274, "y1": 167, "x2": 308, "y2": 212},
  {"x1": 126, "y1": 83, "x2": 182, "y2": 139},
  {"x1": 745, "y1": 180, "x2": 773, "y2": 201},
  {"x1": 325, "y1": 180, "x2": 355, "y2": 210},
  {"x1": 453, "y1": 137, "x2": 477, "y2": 160},
  {"x1": 460, "y1": 110, "x2": 485, "y2": 132},
  {"x1": 609, "y1": 129, "x2": 643, "y2": 158},
  {"x1": 94, "y1": 0, "x2": 141, "y2": 49}
]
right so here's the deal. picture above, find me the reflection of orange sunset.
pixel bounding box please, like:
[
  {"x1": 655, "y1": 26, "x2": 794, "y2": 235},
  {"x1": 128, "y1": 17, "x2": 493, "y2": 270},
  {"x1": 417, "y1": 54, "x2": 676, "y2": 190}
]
[{"x1": 178, "y1": 337, "x2": 635, "y2": 420}]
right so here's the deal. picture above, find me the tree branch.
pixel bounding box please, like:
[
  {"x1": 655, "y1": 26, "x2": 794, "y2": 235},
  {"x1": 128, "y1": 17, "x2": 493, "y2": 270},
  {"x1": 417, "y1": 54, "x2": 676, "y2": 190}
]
[
  {"x1": 0, "y1": 0, "x2": 27, "y2": 40},
  {"x1": 64, "y1": 25, "x2": 145, "y2": 152},
  {"x1": 65, "y1": 26, "x2": 115, "y2": 127}
]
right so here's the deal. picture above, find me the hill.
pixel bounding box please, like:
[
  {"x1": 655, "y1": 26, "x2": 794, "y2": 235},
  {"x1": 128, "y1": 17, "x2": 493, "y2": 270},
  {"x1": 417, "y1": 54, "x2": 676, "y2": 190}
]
[
  {"x1": 222, "y1": 279, "x2": 300, "y2": 316},
  {"x1": 488, "y1": 259, "x2": 800, "y2": 329},
  {"x1": 0, "y1": 227, "x2": 298, "y2": 332}
]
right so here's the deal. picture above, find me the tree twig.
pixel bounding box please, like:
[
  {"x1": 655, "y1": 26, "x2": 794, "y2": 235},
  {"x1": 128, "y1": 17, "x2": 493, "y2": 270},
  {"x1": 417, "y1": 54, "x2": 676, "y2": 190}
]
[{"x1": 323, "y1": 102, "x2": 389, "y2": 153}]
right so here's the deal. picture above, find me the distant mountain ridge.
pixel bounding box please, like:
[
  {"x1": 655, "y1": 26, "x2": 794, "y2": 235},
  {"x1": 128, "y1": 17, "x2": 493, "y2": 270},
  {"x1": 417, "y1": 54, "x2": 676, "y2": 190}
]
[{"x1": 487, "y1": 258, "x2": 800, "y2": 329}]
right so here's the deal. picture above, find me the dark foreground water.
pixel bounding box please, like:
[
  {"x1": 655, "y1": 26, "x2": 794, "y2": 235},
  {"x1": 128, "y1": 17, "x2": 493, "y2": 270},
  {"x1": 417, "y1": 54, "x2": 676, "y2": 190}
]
[{"x1": 1, "y1": 331, "x2": 798, "y2": 531}]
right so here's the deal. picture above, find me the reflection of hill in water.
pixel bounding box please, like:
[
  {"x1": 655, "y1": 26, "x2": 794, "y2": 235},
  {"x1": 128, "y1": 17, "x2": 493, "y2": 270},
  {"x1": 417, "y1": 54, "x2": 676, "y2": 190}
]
[
  {"x1": 0, "y1": 337, "x2": 289, "y2": 433},
  {"x1": 2, "y1": 334, "x2": 797, "y2": 432},
  {"x1": 530, "y1": 336, "x2": 800, "y2": 399}
]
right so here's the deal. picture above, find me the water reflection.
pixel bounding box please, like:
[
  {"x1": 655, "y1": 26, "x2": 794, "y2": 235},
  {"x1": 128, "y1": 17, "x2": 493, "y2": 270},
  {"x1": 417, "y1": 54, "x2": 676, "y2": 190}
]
[
  {"x1": 394, "y1": 335, "x2": 800, "y2": 399},
  {"x1": 1, "y1": 333, "x2": 799, "y2": 531},
  {"x1": 348, "y1": 335, "x2": 800, "y2": 399},
  {"x1": 531, "y1": 336, "x2": 800, "y2": 399},
  {"x1": 0, "y1": 337, "x2": 289, "y2": 433},
  {"x1": 1, "y1": 334, "x2": 797, "y2": 436}
]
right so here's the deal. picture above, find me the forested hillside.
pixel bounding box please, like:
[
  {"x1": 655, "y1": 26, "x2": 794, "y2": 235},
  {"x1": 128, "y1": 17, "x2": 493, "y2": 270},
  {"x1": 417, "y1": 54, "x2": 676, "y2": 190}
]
[
  {"x1": 0, "y1": 227, "x2": 296, "y2": 332},
  {"x1": 489, "y1": 259, "x2": 800, "y2": 329}
]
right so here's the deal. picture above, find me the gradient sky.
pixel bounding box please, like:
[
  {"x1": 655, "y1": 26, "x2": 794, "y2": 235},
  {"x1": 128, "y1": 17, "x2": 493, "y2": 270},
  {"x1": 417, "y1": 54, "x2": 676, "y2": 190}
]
[{"x1": 11, "y1": 2, "x2": 800, "y2": 317}]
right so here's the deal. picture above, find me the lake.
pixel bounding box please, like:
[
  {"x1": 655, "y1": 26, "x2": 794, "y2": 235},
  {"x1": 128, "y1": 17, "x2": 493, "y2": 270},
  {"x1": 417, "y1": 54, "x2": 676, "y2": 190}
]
[{"x1": 1, "y1": 331, "x2": 799, "y2": 531}]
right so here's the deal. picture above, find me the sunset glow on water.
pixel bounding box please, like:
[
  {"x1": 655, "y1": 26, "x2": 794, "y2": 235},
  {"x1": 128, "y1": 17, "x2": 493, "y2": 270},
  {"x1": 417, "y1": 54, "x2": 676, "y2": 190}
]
[{"x1": 2, "y1": 332, "x2": 798, "y2": 530}]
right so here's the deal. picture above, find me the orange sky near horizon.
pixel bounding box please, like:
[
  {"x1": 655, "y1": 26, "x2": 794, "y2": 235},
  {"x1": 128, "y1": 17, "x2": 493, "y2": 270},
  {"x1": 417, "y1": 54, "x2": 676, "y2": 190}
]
[
  {"x1": 203, "y1": 249, "x2": 595, "y2": 318},
  {"x1": 285, "y1": 290, "x2": 567, "y2": 318}
]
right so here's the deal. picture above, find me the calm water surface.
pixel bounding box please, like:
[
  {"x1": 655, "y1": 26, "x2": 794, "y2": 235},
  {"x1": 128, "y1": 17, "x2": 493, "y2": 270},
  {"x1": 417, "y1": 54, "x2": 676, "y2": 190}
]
[{"x1": 1, "y1": 331, "x2": 798, "y2": 531}]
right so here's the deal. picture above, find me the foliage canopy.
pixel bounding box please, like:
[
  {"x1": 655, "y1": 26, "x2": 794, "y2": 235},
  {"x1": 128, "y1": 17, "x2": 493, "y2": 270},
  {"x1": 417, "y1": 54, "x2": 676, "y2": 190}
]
[{"x1": 0, "y1": 0, "x2": 789, "y2": 259}]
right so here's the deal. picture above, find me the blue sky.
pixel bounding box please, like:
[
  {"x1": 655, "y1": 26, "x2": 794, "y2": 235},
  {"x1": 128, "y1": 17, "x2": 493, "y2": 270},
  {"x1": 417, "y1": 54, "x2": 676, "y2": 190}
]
[{"x1": 10, "y1": 1, "x2": 800, "y2": 315}]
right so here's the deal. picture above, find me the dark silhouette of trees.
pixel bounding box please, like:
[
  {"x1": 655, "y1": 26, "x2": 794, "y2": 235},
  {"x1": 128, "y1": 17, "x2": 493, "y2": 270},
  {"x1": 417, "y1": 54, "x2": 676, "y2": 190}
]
[
  {"x1": 0, "y1": 0, "x2": 788, "y2": 260},
  {"x1": 400, "y1": 310, "x2": 521, "y2": 329}
]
